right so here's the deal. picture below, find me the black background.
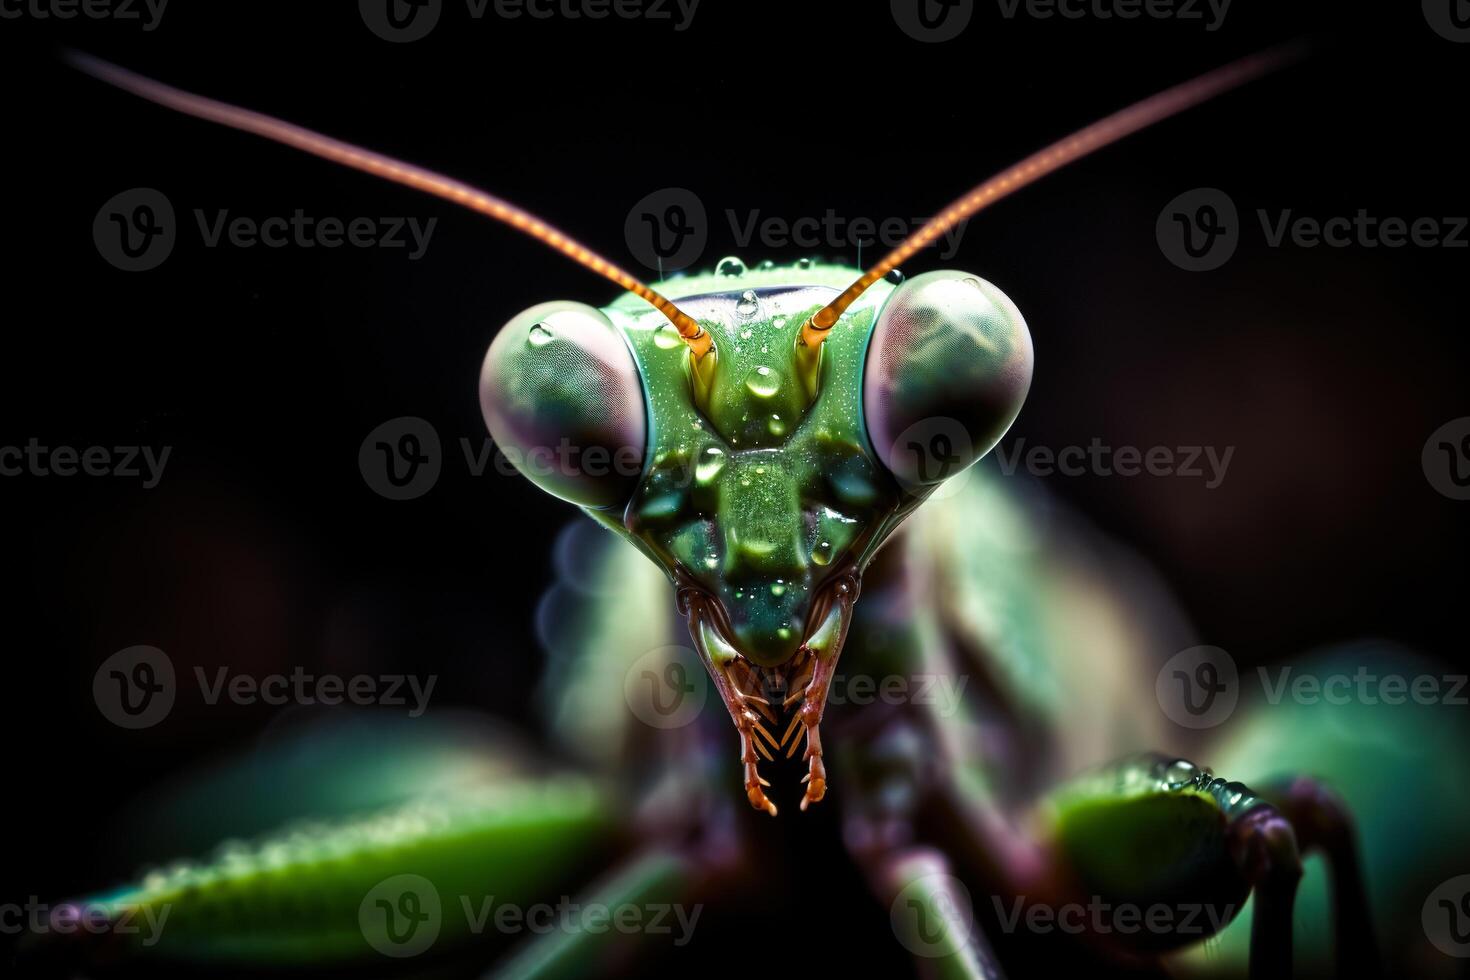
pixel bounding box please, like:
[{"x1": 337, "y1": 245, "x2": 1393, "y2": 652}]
[{"x1": 1, "y1": 1, "x2": 1467, "y2": 977}]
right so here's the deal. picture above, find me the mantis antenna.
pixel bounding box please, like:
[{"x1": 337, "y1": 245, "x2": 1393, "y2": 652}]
[
  {"x1": 63, "y1": 50, "x2": 713, "y2": 360},
  {"x1": 797, "y1": 43, "x2": 1310, "y2": 348}
]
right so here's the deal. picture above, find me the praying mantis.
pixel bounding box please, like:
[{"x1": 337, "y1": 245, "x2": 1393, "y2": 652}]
[{"x1": 25, "y1": 44, "x2": 1470, "y2": 980}]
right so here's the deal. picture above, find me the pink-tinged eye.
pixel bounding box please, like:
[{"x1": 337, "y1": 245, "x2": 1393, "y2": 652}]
[
  {"x1": 863, "y1": 271, "x2": 1034, "y2": 487},
  {"x1": 479, "y1": 302, "x2": 647, "y2": 509}
]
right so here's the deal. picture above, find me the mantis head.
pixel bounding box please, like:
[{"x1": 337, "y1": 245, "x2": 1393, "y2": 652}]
[{"x1": 68, "y1": 47, "x2": 1297, "y2": 813}]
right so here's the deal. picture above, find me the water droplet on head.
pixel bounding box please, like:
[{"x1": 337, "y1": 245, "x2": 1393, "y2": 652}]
[
  {"x1": 745, "y1": 365, "x2": 782, "y2": 398},
  {"x1": 696, "y1": 447, "x2": 726, "y2": 484},
  {"x1": 736, "y1": 289, "x2": 760, "y2": 319},
  {"x1": 528, "y1": 322, "x2": 554, "y2": 347},
  {"x1": 885, "y1": 268, "x2": 905, "y2": 285},
  {"x1": 797, "y1": 257, "x2": 813, "y2": 270},
  {"x1": 757, "y1": 259, "x2": 776, "y2": 270},
  {"x1": 716, "y1": 256, "x2": 747, "y2": 277},
  {"x1": 812, "y1": 540, "x2": 833, "y2": 566}
]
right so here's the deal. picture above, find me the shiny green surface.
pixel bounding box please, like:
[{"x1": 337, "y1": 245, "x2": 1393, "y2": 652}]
[
  {"x1": 603, "y1": 262, "x2": 910, "y2": 666},
  {"x1": 68, "y1": 777, "x2": 613, "y2": 965}
]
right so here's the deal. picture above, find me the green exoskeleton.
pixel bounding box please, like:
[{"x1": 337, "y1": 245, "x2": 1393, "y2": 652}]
[
  {"x1": 483, "y1": 262, "x2": 1031, "y2": 814},
  {"x1": 50, "y1": 48, "x2": 1470, "y2": 980}
]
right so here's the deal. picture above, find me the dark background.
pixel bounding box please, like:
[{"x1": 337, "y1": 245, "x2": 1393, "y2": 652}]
[{"x1": 1, "y1": 1, "x2": 1466, "y2": 977}]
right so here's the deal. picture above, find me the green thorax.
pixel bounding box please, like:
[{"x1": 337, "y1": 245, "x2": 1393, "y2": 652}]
[{"x1": 597, "y1": 261, "x2": 907, "y2": 666}]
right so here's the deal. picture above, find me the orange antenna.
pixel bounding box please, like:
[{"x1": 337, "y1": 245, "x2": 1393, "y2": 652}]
[
  {"x1": 798, "y1": 43, "x2": 1309, "y2": 348},
  {"x1": 64, "y1": 51, "x2": 712, "y2": 359}
]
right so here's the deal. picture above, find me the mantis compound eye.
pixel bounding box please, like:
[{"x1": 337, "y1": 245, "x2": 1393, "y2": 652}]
[
  {"x1": 863, "y1": 271, "x2": 1034, "y2": 487},
  {"x1": 479, "y1": 302, "x2": 646, "y2": 509}
]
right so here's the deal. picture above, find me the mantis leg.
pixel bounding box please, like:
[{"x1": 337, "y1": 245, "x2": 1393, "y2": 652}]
[{"x1": 1033, "y1": 754, "x2": 1386, "y2": 980}]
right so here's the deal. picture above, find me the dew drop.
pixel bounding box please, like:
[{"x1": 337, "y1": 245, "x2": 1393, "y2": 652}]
[
  {"x1": 812, "y1": 539, "x2": 834, "y2": 566},
  {"x1": 885, "y1": 268, "x2": 905, "y2": 285},
  {"x1": 736, "y1": 289, "x2": 760, "y2": 319},
  {"x1": 770, "y1": 583, "x2": 786, "y2": 597},
  {"x1": 745, "y1": 365, "x2": 782, "y2": 398},
  {"x1": 653, "y1": 322, "x2": 684, "y2": 349},
  {"x1": 528, "y1": 322, "x2": 554, "y2": 347},
  {"x1": 695, "y1": 447, "x2": 726, "y2": 483},
  {"x1": 757, "y1": 259, "x2": 776, "y2": 270},
  {"x1": 716, "y1": 256, "x2": 747, "y2": 277},
  {"x1": 797, "y1": 257, "x2": 813, "y2": 270}
]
